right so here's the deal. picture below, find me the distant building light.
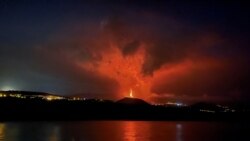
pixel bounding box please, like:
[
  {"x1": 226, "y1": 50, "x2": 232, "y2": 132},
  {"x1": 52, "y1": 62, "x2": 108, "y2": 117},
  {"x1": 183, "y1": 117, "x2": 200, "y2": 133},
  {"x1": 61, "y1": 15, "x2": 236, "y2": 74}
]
[
  {"x1": 166, "y1": 102, "x2": 185, "y2": 106},
  {"x1": 44, "y1": 95, "x2": 64, "y2": 101},
  {"x1": 0, "y1": 93, "x2": 7, "y2": 97},
  {"x1": 200, "y1": 109, "x2": 215, "y2": 113}
]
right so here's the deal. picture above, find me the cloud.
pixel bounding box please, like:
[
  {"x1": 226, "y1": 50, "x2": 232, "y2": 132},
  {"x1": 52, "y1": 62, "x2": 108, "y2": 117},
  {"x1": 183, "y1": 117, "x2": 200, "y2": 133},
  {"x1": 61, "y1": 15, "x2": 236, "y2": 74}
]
[
  {"x1": 35, "y1": 10, "x2": 250, "y2": 102},
  {"x1": 33, "y1": 23, "x2": 120, "y2": 98},
  {"x1": 151, "y1": 57, "x2": 250, "y2": 103},
  {"x1": 1, "y1": 2, "x2": 249, "y2": 104},
  {"x1": 122, "y1": 40, "x2": 140, "y2": 56}
]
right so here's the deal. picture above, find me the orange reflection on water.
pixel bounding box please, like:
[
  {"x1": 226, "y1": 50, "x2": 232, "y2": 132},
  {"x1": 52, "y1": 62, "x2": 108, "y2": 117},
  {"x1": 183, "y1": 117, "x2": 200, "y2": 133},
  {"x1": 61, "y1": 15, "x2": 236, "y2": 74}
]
[
  {"x1": 123, "y1": 122, "x2": 136, "y2": 141},
  {"x1": 48, "y1": 126, "x2": 60, "y2": 141},
  {"x1": 122, "y1": 121, "x2": 150, "y2": 141},
  {"x1": 0, "y1": 124, "x2": 5, "y2": 140}
]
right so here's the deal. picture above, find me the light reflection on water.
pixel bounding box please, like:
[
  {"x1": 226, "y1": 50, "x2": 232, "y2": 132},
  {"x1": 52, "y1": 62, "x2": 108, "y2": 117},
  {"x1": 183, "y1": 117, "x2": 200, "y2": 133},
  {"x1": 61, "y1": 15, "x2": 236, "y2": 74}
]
[
  {"x1": 0, "y1": 122, "x2": 61, "y2": 141},
  {"x1": 123, "y1": 121, "x2": 150, "y2": 141},
  {"x1": 0, "y1": 121, "x2": 249, "y2": 141},
  {"x1": 0, "y1": 124, "x2": 5, "y2": 140},
  {"x1": 176, "y1": 124, "x2": 182, "y2": 141},
  {"x1": 123, "y1": 121, "x2": 137, "y2": 141}
]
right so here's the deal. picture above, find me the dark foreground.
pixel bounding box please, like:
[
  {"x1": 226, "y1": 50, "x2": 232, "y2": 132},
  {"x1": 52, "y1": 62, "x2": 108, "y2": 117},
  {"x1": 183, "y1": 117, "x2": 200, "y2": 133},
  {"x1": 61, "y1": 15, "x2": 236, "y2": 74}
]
[
  {"x1": 0, "y1": 97, "x2": 250, "y2": 121},
  {"x1": 1, "y1": 121, "x2": 250, "y2": 141}
]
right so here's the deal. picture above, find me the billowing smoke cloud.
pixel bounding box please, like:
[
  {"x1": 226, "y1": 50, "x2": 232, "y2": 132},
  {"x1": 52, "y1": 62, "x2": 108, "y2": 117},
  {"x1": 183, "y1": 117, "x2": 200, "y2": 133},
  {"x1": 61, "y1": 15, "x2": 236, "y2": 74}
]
[
  {"x1": 151, "y1": 58, "x2": 250, "y2": 103},
  {"x1": 34, "y1": 24, "x2": 120, "y2": 99},
  {"x1": 98, "y1": 11, "x2": 250, "y2": 103},
  {"x1": 122, "y1": 40, "x2": 140, "y2": 56},
  {"x1": 34, "y1": 10, "x2": 250, "y2": 102},
  {"x1": 1, "y1": 1, "x2": 249, "y2": 103}
]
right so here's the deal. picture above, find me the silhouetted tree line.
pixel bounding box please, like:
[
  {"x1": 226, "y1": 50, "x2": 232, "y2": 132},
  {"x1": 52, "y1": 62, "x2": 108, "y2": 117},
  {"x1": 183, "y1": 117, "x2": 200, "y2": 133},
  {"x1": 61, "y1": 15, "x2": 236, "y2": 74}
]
[{"x1": 0, "y1": 96, "x2": 249, "y2": 121}]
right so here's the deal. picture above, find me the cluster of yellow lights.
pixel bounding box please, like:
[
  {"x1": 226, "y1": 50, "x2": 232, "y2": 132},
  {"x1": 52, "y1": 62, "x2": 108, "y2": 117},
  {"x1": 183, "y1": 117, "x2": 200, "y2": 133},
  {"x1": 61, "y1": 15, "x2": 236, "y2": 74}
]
[
  {"x1": 10, "y1": 94, "x2": 26, "y2": 98},
  {"x1": 0, "y1": 92, "x2": 87, "y2": 101},
  {"x1": 0, "y1": 93, "x2": 7, "y2": 97},
  {"x1": 45, "y1": 96, "x2": 64, "y2": 101},
  {"x1": 0, "y1": 93, "x2": 26, "y2": 98}
]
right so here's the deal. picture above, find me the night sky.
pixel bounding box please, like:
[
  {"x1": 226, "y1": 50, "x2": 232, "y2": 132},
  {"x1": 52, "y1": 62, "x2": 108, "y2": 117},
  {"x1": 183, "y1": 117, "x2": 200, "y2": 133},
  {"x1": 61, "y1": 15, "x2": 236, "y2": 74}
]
[{"x1": 0, "y1": 0, "x2": 250, "y2": 103}]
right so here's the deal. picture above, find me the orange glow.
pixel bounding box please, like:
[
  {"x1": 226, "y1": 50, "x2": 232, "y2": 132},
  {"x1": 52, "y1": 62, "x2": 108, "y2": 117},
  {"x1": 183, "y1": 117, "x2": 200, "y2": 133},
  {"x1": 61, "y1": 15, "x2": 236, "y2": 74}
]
[
  {"x1": 76, "y1": 28, "x2": 221, "y2": 102},
  {"x1": 123, "y1": 122, "x2": 136, "y2": 141},
  {"x1": 123, "y1": 121, "x2": 151, "y2": 141},
  {"x1": 80, "y1": 42, "x2": 152, "y2": 99},
  {"x1": 0, "y1": 124, "x2": 5, "y2": 139}
]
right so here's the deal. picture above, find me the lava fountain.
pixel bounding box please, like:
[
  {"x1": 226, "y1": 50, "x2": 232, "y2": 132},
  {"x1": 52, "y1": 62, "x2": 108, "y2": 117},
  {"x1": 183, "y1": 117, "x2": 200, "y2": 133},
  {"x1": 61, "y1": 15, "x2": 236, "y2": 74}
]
[{"x1": 129, "y1": 89, "x2": 134, "y2": 98}]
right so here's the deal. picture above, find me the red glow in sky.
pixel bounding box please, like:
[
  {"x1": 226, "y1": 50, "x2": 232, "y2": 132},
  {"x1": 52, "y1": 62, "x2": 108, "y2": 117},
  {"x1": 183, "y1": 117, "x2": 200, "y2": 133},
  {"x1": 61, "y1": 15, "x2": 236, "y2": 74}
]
[
  {"x1": 81, "y1": 42, "x2": 152, "y2": 100},
  {"x1": 1, "y1": 1, "x2": 249, "y2": 103}
]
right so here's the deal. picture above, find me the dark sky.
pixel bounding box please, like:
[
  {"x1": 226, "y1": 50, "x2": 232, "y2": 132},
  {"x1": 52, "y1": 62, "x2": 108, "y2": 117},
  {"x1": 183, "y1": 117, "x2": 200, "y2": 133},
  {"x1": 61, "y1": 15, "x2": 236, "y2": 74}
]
[{"x1": 0, "y1": 0, "x2": 250, "y2": 103}]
